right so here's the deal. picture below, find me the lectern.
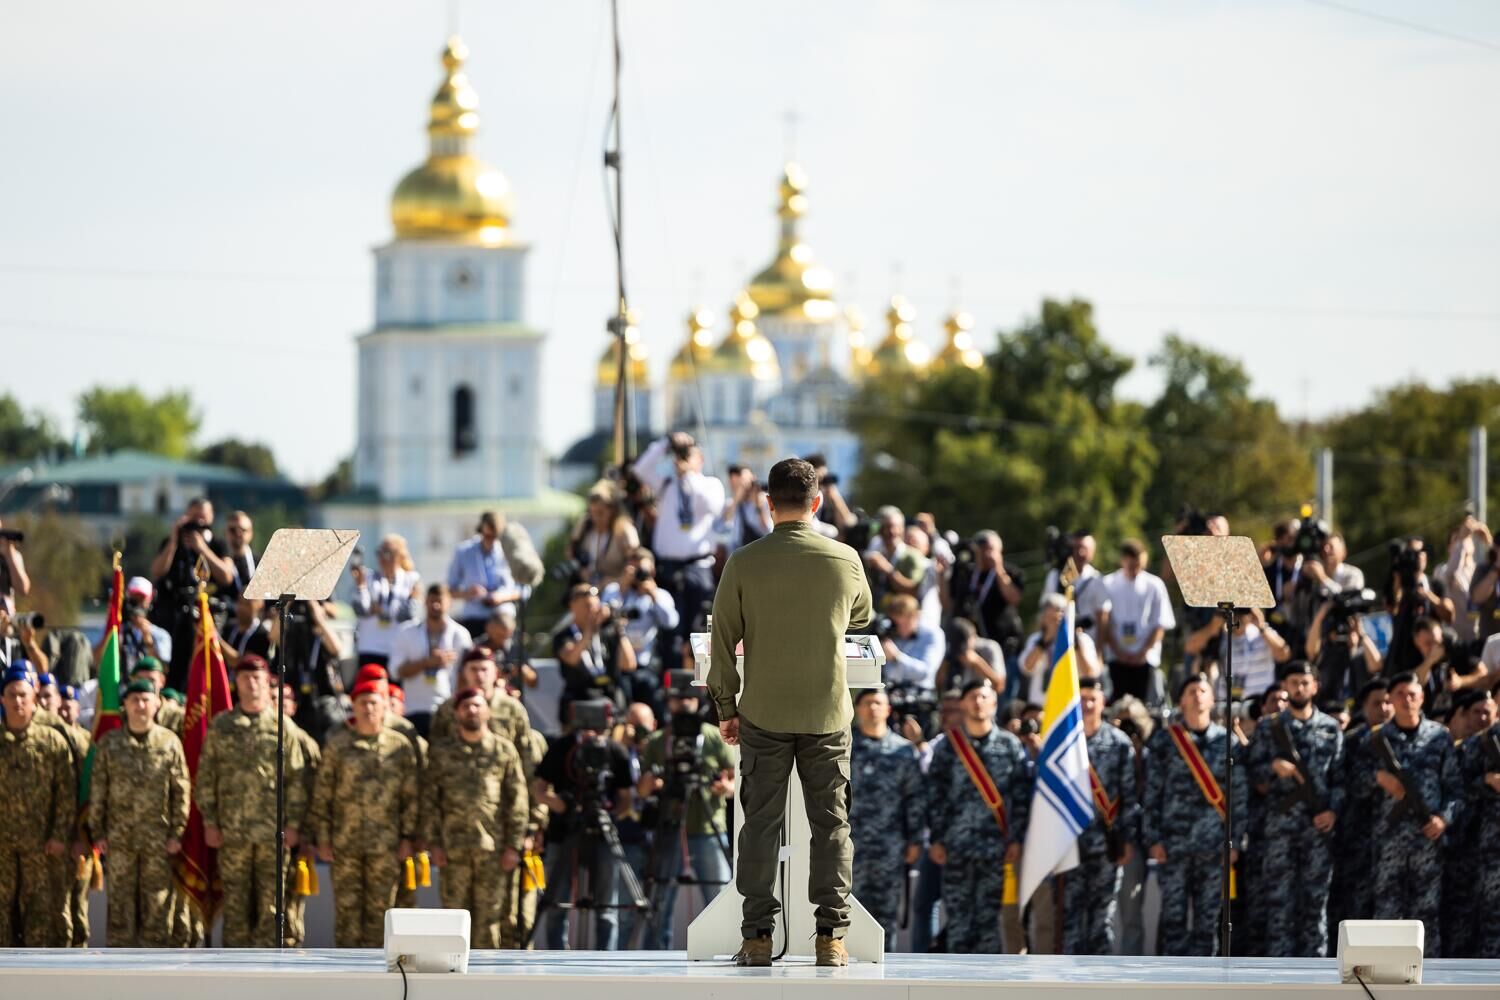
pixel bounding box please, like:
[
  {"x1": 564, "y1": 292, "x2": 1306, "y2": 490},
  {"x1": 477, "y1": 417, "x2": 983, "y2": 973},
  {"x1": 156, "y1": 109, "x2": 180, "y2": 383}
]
[{"x1": 684, "y1": 624, "x2": 887, "y2": 962}]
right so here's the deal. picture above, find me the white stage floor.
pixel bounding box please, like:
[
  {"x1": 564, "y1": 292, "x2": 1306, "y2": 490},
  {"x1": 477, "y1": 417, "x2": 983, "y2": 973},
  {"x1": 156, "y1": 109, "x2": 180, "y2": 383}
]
[{"x1": 4, "y1": 950, "x2": 1497, "y2": 998}]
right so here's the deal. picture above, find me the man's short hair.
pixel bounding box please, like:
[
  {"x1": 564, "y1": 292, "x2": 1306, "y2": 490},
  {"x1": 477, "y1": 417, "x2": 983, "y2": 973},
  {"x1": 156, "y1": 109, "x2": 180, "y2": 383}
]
[
  {"x1": 1078, "y1": 677, "x2": 1102, "y2": 691},
  {"x1": 801, "y1": 452, "x2": 827, "y2": 470},
  {"x1": 426, "y1": 583, "x2": 448, "y2": 599},
  {"x1": 727, "y1": 464, "x2": 747, "y2": 477},
  {"x1": 946, "y1": 617, "x2": 977, "y2": 644},
  {"x1": 1175, "y1": 672, "x2": 1211, "y2": 701},
  {"x1": 478, "y1": 511, "x2": 501, "y2": 533},
  {"x1": 974, "y1": 529, "x2": 1000, "y2": 548},
  {"x1": 1040, "y1": 592, "x2": 1067, "y2": 612},
  {"x1": 887, "y1": 594, "x2": 919, "y2": 617},
  {"x1": 960, "y1": 678, "x2": 994, "y2": 699},
  {"x1": 568, "y1": 583, "x2": 599, "y2": 604},
  {"x1": 1120, "y1": 538, "x2": 1147, "y2": 558},
  {"x1": 1278, "y1": 659, "x2": 1313, "y2": 681},
  {"x1": 1356, "y1": 677, "x2": 1389, "y2": 702},
  {"x1": 1388, "y1": 671, "x2": 1421, "y2": 691},
  {"x1": 876, "y1": 505, "x2": 904, "y2": 523},
  {"x1": 1413, "y1": 616, "x2": 1441, "y2": 634},
  {"x1": 488, "y1": 605, "x2": 517, "y2": 625},
  {"x1": 766, "y1": 458, "x2": 819, "y2": 511},
  {"x1": 853, "y1": 688, "x2": 886, "y2": 707}
]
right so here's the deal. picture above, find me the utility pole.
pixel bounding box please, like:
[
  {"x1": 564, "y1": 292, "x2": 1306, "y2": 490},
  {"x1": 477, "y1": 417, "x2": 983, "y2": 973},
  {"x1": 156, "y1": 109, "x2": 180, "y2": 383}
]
[
  {"x1": 1470, "y1": 426, "x2": 1488, "y2": 525},
  {"x1": 1315, "y1": 448, "x2": 1334, "y2": 526}
]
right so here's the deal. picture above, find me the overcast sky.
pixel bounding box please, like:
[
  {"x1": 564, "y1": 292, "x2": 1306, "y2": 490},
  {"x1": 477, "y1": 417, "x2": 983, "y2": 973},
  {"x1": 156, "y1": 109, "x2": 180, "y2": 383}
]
[{"x1": 2, "y1": 0, "x2": 1496, "y2": 483}]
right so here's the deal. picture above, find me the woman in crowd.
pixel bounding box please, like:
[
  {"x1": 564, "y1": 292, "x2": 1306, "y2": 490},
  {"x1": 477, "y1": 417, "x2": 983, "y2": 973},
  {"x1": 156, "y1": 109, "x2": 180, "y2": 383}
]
[
  {"x1": 569, "y1": 480, "x2": 640, "y2": 591},
  {"x1": 349, "y1": 533, "x2": 421, "y2": 667}
]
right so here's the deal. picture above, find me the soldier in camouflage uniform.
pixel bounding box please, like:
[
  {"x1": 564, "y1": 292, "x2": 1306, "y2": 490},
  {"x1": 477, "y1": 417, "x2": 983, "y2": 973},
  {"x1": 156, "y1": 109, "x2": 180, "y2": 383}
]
[
  {"x1": 311, "y1": 679, "x2": 419, "y2": 947},
  {"x1": 517, "y1": 727, "x2": 550, "y2": 947},
  {"x1": 1461, "y1": 713, "x2": 1500, "y2": 957},
  {"x1": 88, "y1": 679, "x2": 190, "y2": 946},
  {"x1": 423, "y1": 687, "x2": 528, "y2": 948},
  {"x1": 848, "y1": 689, "x2": 924, "y2": 953},
  {"x1": 1143, "y1": 674, "x2": 1248, "y2": 957},
  {"x1": 1345, "y1": 671, "x2": 1463, "y2": 957},
  {"x1": 0, "y1": 666, "x2": 74, "y2": 946},
  {"x1": 429, "y1": 648, "x2": 535, "y2": 770},
  {"x1": 1060, "y1": 677, "x2": 1140, "y2": 955},
  {"x1": 1329, "y1": 678, "x2": 1392, "y2": 928},
  {"x1": 275, "y1": 679, "x2": 323, "y2": 948},
  {"x1": 1246, "y1": 662, "x2": 1344, "y2": 957},
  {"x1": 352, "y1": 664, "x2": 430, "y2": 910},
  {"x1": 131, "y1": 657, "x2": 185, "y2": 735},
  {"x1": 927, "y1": 680, "x2": 1031, "y2": 954},
  {"x1": 195, "y1": 654, "x2": 307, "y2": 948},
  {"x1": 58, "y1": 685, "x2": 95, "y2": 947},
  {"x1": 1440, "y1": 689, "x2": 1491, "y2": 957}
]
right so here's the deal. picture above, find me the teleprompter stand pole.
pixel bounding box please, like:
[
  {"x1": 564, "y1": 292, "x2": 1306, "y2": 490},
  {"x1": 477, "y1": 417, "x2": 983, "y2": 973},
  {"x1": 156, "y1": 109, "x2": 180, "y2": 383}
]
[
  {"x1": 1218, "y1": 601, "x2": 1235, "y2": 959},
  {"x1": 275, "y1": 593, "x2": 292, "y2": 950}
]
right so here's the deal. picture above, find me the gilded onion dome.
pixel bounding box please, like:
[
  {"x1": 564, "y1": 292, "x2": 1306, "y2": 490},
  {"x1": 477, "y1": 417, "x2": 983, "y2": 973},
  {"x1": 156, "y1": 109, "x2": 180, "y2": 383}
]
[
  {"x1": 390, "y1": 38, "x2": 514, "y2": 245},
  {"x1": 597, "y1": 310, "x2": 648, "y2": 386},
  {"x1": 710, "y1": 292, "x2": 781, "y2": 381},
  {"x1": 867, "y1": 295, "x2": 931, "y2": 377},
  {"x1": 668, "y1": 307, "x2": 717, "y2": 382},
  {"x1": 746, "y1": 164, "x2": 837, "y2": 321},
  {"x1": 845, "y1": 305, "x2": 873, "y2": 376},
  {"x1": 933, "y1": 310, "x2": 985, "y2": 370}
]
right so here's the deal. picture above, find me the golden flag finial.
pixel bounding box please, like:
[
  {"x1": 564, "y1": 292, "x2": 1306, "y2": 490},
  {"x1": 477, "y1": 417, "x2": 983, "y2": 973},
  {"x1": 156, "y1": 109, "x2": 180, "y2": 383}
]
[{"x1": 1059, "y1": 557, "x2": 1080, "y2": 603}]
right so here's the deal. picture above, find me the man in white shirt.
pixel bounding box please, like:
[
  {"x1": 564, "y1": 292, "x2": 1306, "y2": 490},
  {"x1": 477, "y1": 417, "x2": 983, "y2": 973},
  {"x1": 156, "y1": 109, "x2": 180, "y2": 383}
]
[
  {"x1": 1100, "y1": 539, "x2": 1175, "y2": 705},
  {"x1": 634, "y1": 433, "x2": 726, "y2": 641},
  {"x1": 390, "y1": 583, "x2": 473, "y2": 737},
  {"x1": 1040, "y1": 532, "x2": 1112, "y2": 642},
  {"x1": 446, "y1": 512, "x2": 523, "y2": 636}
]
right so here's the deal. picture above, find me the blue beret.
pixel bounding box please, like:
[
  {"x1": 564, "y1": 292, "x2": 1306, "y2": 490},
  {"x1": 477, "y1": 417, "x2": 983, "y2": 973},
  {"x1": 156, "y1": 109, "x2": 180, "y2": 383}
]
[
  {"x1": 59, "y1": 684, "x2": 79, "y2": 701},
  {"x1": 2, "y1": 665, "x2": 34, "y2": 690},
  {"x1": 37, "y1": 672, "x2": 57, "y2": 689}
]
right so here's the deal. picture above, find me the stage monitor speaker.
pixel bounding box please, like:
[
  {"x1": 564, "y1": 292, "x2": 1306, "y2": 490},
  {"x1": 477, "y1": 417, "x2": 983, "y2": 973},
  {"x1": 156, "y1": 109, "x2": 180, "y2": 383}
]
[
  {"x1": 1337, "y1": 920, "x2": 1423, "y2": 985},
  {"x1": 385, "y1": 908, "x2": 471, "y2": 974}
]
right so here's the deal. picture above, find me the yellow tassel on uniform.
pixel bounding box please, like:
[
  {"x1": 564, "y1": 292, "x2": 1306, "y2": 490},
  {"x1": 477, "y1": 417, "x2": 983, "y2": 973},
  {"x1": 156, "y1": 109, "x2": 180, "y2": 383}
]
[
  {"x1": 1230, "y1": 864, "x2": 1238, "y2": 901},
  {"x1": 404, "y1": 856, "x2": 417, "y2": 891},
  {"x1": 75, "y1": 853, "x2": 90, "y2": 881},
  {"x1": 522, "y1": 852, "x2": 546, "y2": 892},
  {"x1": 90, "y1": 849, "x2": 104, "y2": 892},
  {"x1": 417, "y1": 852, "x2": 431, "y2": 888},
  {"x1": 308, "y1": 861, "x2": 320, "y2": 896},
  {"x1": 1002, "y1": 863, "x2": 1018, "y2": 905},
  {"x1": 295, "y1": 858, "x2": 311, "y2": 896}
]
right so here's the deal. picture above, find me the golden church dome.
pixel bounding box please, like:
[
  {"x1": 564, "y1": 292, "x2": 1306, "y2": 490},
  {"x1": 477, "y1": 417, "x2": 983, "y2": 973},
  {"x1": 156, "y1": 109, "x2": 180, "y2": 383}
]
[
  {"x1": 845, "y1": 305, "x2": 873, "y2": 376},
  {"x1": 746, "y1": 164, "x2": 837, "y2": 322},
  {"x1": 668, "y1": 307, "x2": 717, "y2": 382},
  {"x1": 867, "y1": 295, "x2": 931, "y2": 377},
  {"x1": 597, "y1": 310, "x2": 649, "y2": 386},
  {"x1": 709, "y1": 292, "x2": 781, "y2": 381},
  {"x1": 932, "y1": 310, "x2": 985, "y2": 371},
  {"x1": 390, "y1": 38, "x2": 514, "y2": 245}
]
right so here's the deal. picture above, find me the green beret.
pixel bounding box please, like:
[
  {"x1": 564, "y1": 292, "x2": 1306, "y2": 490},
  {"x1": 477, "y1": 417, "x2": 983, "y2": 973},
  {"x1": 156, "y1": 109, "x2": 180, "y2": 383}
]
[
  {"x1": 132, "y1": 657, "x2": 164, "y2": 676},
  {"x1": 162, "y1": 687, "x2": 185, "y2": 705},
  {"x1": 125, "y1": 678, "x2": 158, "y2": 697}
]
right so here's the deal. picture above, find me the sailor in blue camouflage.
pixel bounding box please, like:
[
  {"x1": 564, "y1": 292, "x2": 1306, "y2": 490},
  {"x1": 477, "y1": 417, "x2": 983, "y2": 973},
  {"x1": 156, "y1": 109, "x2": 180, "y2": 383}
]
[
  {"x1": 1439, "y1": 691, "x2": 1491, "y2": 958},
  {"x1": 1246, "y1": 663, "x2": 1344, "y2": 957},
  {"x1": 849, "y1": 690, "x2": 925, "y2": 953},
  {"x1": 1344, "y1": 673, "x2": 1462, "y2": 958},
  {"x1": 1142, "y1": 675, "x2": 1248, "y2": 958},
  {"x1": 1459, "y1": 719, "x2": 1500, "y2": 958},
  {"x1": 926, "y1": 680, "x2": 1030, "y2": 955},
  {"x1": 1060, "y1": 678, "x2": 1139, "y2": 955},
  {"x1": 1328, "y1": 679, "x2": 1392, "y2": 928}
]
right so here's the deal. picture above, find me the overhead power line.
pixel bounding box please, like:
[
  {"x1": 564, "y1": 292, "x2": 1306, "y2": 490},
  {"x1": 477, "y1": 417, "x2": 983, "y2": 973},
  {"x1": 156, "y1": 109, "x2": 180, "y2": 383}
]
[{"x1": 1301, "y1": 0, "x2": 1500, "y2": 54}]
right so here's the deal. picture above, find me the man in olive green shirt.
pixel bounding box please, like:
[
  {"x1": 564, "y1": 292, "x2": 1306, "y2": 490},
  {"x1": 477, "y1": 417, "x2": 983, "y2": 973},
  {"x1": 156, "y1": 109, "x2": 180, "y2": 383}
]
[{"x1": 708, "y1": 458, "x2": 874, "y2": 967}]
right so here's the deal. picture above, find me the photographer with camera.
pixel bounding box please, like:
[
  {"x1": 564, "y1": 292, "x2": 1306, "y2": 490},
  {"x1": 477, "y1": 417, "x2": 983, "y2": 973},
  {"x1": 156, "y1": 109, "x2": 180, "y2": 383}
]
[
  {"x1": 1182, "y1": 604, "x2": 1291, "y2": 703},
  {"x1": 1021, "y1": 593, "x2": 1104, "y2": 707},
  {"x1": 633, "y1": 673, "x2": 736, "y2": 949},
  {"x1": 1385, "y1": 537, "x2": 1455, "y2": 673},
  {"x1": 1040, "y1": 531, "x2": 1111, "y2": 638},
  {"x1": 554, "y1": 583, "x2": 637, "y2": 717},
  {"x1": 945, "y1": 530, "x2": 1026, "y2": 691},
  {"x1": 532, "y1": 701, "x2": 638, "y2": 950},
  {"x1": 635, "y1": 432, "x2": 726, "y2": 643},
  {"x1": 267, "y1": 598, "x2": 347, "y2": 742},
  {"x1": 0, "y1": 606, "x2": 50, "y2": 677},
  {"x1": 148, "y1": 498, "x2": 235, "y2": 691},
  {"x1": 937, "y1": 617, "x2": 1008, "y2": 693},
  {"x1": 720, "y1": 464, "x2": 773, "y2": 553},
  {"x1": 1306, "y1": 589, "x2": 1384, "y2": 703},
  {"x1": 881, "y1": 594, "x2": 945, "y2": 692},
  {"x1": 804, "y1": 453, "x2": 857, "y2": 540},
  {"x1": 107, "y1": 577, "x2": 173, "y2": 681},
  {"x1": 447, "y1": 512, "x2": 525, "y2": 638},
  {"x1": 601, "y1": 550, "x2": 679, "y2": 679},
  {"x1": 481, "y1": 606, "x2": 537, "y2": 697},
  {"x1": 0, "y1": 518, "x2": 31, "y2": 615}
]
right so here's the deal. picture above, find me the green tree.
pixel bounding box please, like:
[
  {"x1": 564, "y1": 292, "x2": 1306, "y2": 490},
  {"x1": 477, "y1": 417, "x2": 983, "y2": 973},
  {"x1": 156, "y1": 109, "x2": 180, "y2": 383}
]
[
  {"x1": 311, "y1": 455, "x2": 355, "y2": 502},
  {"x1": 1318, "y1": 379, "x2": 1500, "y2": 563},
  {"x1": 197, "y1": 438, "x2": 280, "y2": 479},
  {"x1": 8, "y1": 512, "x2": 109, "y2": 624},
  {"x1": 0, "y1": 394, "x2": 66, "y2": 462},
  {"x1": 851, "y1": 298, "x2": 1156, "y2": 554},
  {"x1": 77, "y1": 387, "x2": 200, "y2": 459},
  {"x1": 1142, "y1": 335, "x2": 1314, "y2": 542}
]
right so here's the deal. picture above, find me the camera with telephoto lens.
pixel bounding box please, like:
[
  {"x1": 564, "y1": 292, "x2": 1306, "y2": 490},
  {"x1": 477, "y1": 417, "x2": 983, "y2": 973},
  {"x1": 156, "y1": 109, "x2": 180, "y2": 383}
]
[
  {"x1": 1290, "y1": 517, "x2": 1330, "y2": 557},
  {"x1": 1390, "y1": 540, "x2": 1424, "y2": 589},
  {"x1": 564, "y1": 699, "x2": 616, "y2": 811},
  {"x1": 0, "y1": 529, "x2": 24, "y2": 544},
  {"x1": 887, "y1": 683, "x2": 941, "y2": 740},
  {"x1": 1328, "y1": 587, "x2": 1378, "y2": 625},
  {"x1": 1044, "y1": 526, "x2": 1073, "y2": 572}
]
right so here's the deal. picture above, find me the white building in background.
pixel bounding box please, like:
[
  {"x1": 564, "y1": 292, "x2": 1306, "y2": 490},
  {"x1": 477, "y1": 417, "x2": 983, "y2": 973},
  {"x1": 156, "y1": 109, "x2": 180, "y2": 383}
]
[
  {"x1": 321, "y1": 37, "x2": 581, "y2": 582},
  {"x1": 560, "y1": 163, "x2": 988, "y2": 489}
]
